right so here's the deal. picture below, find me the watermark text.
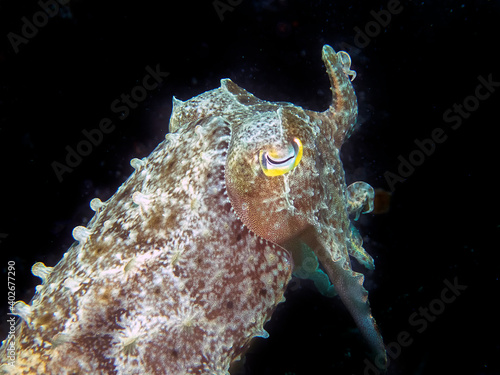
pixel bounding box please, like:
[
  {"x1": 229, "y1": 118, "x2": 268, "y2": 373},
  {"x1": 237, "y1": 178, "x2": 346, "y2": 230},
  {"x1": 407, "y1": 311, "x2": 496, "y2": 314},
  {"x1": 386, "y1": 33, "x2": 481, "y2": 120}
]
[{"x1": 51, "y1": 64, "x2": 169, "y2": 182}]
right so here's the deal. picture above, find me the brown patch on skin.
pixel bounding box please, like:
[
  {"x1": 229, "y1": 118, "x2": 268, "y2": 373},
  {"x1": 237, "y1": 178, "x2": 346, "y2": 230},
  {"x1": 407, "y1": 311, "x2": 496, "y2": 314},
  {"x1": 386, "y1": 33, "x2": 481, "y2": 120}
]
[
  {"x1": 194, "y1": 255, "x2": 204, "y2": 268},
  {"x1": 85, "y1": 235, "x2": 108, "y2": 256},
  {"x1": 34, "y1": 312, "x2": 55, "y2": 327},
  {"x1": 172, "y1": 265, "x2": 181, "y2": 277},
  {"x1": 146, "y1": 210, "x2": 164, "y2": 231},
  {"x1": 90, "y1": 244, "x2": 106, "y2": 255},
  {"x1": 73, "y1": 334, "x2": 118, "y2": 375}
]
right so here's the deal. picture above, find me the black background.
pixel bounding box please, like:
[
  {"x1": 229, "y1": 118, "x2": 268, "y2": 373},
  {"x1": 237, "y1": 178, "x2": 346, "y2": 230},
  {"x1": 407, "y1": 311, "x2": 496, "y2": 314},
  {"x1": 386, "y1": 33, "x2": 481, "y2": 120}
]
[{"x1": 0, "y1": 0, "x2": 499, "y2": 374}]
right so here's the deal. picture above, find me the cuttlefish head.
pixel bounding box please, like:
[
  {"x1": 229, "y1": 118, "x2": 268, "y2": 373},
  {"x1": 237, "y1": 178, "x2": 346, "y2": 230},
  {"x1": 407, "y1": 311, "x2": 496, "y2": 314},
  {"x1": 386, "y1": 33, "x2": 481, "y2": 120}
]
[{"x1": 225, "y1": 45, "x2": 387, "y2": 367}]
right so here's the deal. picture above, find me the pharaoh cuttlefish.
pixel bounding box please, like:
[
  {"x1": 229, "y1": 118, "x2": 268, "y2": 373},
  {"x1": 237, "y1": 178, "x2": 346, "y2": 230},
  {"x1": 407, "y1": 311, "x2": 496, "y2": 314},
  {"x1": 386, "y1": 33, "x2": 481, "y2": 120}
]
[{"x1": 0, "y1": 45, "x2": 386, "y2": 374}]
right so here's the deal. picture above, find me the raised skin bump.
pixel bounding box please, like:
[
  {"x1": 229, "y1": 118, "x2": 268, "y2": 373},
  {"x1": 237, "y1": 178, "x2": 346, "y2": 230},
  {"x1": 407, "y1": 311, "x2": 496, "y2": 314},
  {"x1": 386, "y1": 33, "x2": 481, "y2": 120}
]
[{"x1": 31, "y1": 262, "x2": 54, "y2": 284}]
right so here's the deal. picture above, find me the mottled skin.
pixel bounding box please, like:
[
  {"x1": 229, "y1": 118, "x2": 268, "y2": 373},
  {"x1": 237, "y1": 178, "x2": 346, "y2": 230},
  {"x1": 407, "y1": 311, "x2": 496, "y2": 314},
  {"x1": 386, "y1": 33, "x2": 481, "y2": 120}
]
[{"x1": 0, "y1": 45, "x2": 385, "y2": 374}]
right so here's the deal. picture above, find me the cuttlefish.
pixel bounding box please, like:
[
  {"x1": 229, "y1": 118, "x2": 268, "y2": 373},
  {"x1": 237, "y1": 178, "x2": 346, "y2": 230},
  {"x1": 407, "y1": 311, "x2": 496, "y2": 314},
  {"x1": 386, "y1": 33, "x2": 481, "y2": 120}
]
[{"x1": 0, "y1": 45, "x2": 386, "y2": 374}]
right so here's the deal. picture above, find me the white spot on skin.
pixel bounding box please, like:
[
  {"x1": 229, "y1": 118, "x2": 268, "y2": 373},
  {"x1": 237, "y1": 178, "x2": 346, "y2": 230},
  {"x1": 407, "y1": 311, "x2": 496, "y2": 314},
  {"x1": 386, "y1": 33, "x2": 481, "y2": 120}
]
[
  {"x1": 114, "y1": 320, "x2": 144, "y2": 357},
  {"x1": 132, "y1": 191, "x2": 153, "y2": 213},
  {"x1": 62, "y1": 278, "x2": 81, "y2": 293}
]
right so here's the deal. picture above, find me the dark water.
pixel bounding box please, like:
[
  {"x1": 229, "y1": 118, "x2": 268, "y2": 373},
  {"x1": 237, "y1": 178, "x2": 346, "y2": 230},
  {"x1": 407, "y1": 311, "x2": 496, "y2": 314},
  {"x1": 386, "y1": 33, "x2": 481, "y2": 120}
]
[{"x1": 0, "y1": 0, "x2": 498, "y2": 374}]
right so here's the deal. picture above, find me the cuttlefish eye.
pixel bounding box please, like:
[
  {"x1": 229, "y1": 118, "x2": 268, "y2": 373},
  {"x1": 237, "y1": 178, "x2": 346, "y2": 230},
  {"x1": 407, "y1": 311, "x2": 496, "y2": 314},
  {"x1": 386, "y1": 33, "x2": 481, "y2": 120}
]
[{"x1": 259, "y1": 137, "x2": 303, "y2": 177}]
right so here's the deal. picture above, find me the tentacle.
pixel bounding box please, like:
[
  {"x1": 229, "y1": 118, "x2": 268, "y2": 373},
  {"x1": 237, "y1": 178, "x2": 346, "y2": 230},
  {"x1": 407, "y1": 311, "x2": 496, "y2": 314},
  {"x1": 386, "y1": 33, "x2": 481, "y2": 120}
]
[
  {"x1": 348, "y1": 223, "x2": 375, "y2": 270},
  {"x1": 316, "y1": 247, "x2": 386, "y2": 366},
  {"x1": 321, "y1": 45, "x2": 358, "y2": 146},
  {"x1": 347, "y1": 181, "x2": 375, "y2": 221}
]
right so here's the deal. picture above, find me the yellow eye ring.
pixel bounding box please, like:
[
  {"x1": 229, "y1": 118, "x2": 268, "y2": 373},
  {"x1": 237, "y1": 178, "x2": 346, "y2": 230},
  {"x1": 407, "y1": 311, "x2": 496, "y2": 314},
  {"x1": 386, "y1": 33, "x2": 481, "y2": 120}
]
[{"x1": 259, "y1": 138, "x2": 303, "y2": 177}]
